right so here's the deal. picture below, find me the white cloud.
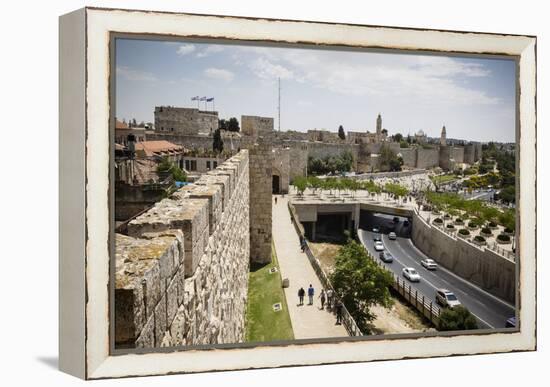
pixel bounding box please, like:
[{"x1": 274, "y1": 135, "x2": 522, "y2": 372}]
[
  {"x1": 249, "y1": 57, "x2": 293, "y2": 81},
  {"x1": 116, "y1": 66, "x2": 157, "y2": 81},
  {"x1": 176, "y1": 44, "x2": 196, "y2": 56},
  {"x1": 204, "y1": 67, "x2": 235, "y2": 82},
  {"x1": 248, "y1": 50, "x2": 499, "y2": 106},
  {"x1": 196, "y1": 45, "x2": 225, "y2": 58}
]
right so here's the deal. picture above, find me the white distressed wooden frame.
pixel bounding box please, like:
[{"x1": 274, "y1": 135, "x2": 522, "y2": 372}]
[{"x1": 59, "y1": 7, "x2": 537, "y2": 380}]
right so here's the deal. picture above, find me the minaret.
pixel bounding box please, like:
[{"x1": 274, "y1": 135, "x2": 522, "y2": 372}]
[
  {"x1": 376, "y1": 113, "x2": 382, "y2": 137},
  {"x1": 440, "y1": 125, "x2": 447, "y2": 146}
]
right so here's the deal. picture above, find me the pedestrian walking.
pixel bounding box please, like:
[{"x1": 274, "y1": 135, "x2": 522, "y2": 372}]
[
  {"x1": 307, "y1": 284, "x2": 315, "y2": 305},
  {"x1": 335, "y1": 300, "x2": 343, "y2": 325},
  {"x1": 300, "y1": 235, "x2": 306, "y2": 252},
  {"x1": 326, "y1": 288, "x2": 334, "y2": 310},
  {"x1": 274, "y1": 196, "x2": 278, "y2": 205},
  {"x1": 319, "y1": 289, "x2": 326, "y2": 310},
  {"x1": 298, "y1": 287, "x2": 305, "y2": 306}
]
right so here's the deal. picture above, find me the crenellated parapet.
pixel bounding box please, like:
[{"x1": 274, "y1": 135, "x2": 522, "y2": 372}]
[{"x1": 115, "y1": 150, "x2": 250, "y2": 349}]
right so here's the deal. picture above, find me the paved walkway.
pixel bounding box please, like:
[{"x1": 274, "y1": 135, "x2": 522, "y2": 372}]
[{"x1": 272, "y1": 195, "x2": 348, "y2": 340}]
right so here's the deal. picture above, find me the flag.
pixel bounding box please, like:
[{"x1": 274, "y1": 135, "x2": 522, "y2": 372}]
[
  {"x1": 199, "y1": 96, "x2": 207, "y2": 101},
  {"x1": 191, "y1": 96, "x2": 199, "y2": 101},
  {"x1": 206, "y1": 97, "x2": 214, "y2": 102}
]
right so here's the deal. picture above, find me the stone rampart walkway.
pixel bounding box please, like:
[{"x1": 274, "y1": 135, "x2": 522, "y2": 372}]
[{"x1": 272, "y1": 195, "x2": 348, "y2": 340}]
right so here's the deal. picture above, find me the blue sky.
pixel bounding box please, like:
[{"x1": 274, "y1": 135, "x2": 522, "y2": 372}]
[{"x1": 116, "y1": 38, "x2": 516, "y2": 142}]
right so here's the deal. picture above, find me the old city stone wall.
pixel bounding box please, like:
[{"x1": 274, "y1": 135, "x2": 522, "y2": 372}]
[
  {"x1": 439, "y1": 146, "x2": 452, "y2": 171},
  {"x1": 154, "y1": 106, "x2": 219, "y2": 136},
  {"x1": 307, "y1": 142, "x2": 359, "y2": 171},
  {"x1": 464, "y1": 144, "x2": 476, "y2": 164},
  {"x1": 248, "y1": 141, "x2": 273, "y2": 264},
  {"x1": 452, "y1": 146, "x2": 465, "y2": 164},
  {"x1": 115, "y1": 151, "x2": 250, "y2": 348},
  {"x1": 411, "y1": 210, "x2": 515, "y2": 303},
  {"x1": 287, "y1": 141, "x2": 309, "y2": 182},
  {"x1": 398, "y1": 147, "x2": 418, "y2": 168},
  {"x1": 241, "y1": 115, "x2": 274, "y2": 138},
  {"x1": 416, "y1": 148, "x2": 440, "y2": 169},
  {"x1": 272, "y1": 147, "x2": 290, "y2": 193}
]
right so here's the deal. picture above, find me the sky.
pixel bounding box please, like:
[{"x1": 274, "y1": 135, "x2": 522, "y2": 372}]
[{"x1": 115, "y1": 38, "x2": 516, "y2": 143}]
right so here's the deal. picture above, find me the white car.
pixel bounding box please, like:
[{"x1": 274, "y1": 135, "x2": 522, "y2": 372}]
[
  {"x1": 374, "y1": 241, "x2": 384, "y2": 251},
  {"x1": 421, "y1": 258, "x2": 438, "y2": 270},
  {"x1": 402, "y1": 267, "x2": 421, "y2": 282},
  {"x1": 436, "y1": 289, "x2": 461, "y2": 308},
  {"x1": 372, "y1": 226, "x2": 380, "y2": 233},
  {"x1": 388, "y1": 232, "x2": 397, "y2": 240}
]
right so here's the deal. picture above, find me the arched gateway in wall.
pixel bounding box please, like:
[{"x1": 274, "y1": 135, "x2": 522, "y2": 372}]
[{"x1": 272, "y1": 167, "x2": 281, "y2": 194}]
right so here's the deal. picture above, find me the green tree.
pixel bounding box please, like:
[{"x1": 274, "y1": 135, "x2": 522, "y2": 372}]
[
  {"x1": 438, "y1": 305, "x2": 478, "y2": 331},
  {"x1": 293, "y1": 176, "x2": 307, "y2": 196},
  {"x1": 156, "y1": 158, "x2": 187, "y2": 182},
  {"x1": 393, "y1": 133, "x2": 403, "y2": 143},
  {"x1": 379, "y1": 144, "x2": 402, "y2": 172},
  {"x1": 227, "y1": 117, "x2": 240, "y2": 132},
  {"x1": 330, "y1": 239, "x2": 394, "y2": 334},
  {"x1": 218, "y1": 119, "x2": 227, "y2": 131},
  {"x1": 213, "y1": 128, "x2": 224, "y2": 153},
  {"x1": 499, "y1": 185, "x2": 515, "y2": 204}
]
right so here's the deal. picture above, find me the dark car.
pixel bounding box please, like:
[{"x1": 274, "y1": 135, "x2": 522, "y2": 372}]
[
  {"x1": 372, "y1": 226, "x2": 380, "y2": 233},
  {"x1": 403, "y1": 220, "x2": 410, "y2": 227},
  {"x1": 393, "y1": 217, "x2": 400, "y2": 223},
  {"x1": 505, "y1": 317, "x2": 517, "y2": 328},
  {"x1": 373, "y1": 234, "x2": 382, "y2": 242},
  {"x1": 379, "y1": 251, "x2": 394, "y2": 263}
]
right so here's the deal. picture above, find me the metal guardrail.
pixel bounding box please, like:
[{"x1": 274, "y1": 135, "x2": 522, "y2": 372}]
[
  {"x1": 287, "y1": 203, "x2": 363, "y2": 336},
  {"x1": 487, "y1": 242, "x2": 516, "y2": 261},
  {"x1": 367, "y1": 254, "x2": 441, "y2": 326}
]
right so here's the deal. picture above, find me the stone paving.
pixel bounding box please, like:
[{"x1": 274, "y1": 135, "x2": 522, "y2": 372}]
[{"x1": 272, "y1": 195, "x2": 348, "y2": 340}]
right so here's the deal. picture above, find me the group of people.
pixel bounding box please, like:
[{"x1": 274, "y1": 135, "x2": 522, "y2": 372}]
[{"x1": 297, "y1": 285, "x2": 344, "y2": 325}]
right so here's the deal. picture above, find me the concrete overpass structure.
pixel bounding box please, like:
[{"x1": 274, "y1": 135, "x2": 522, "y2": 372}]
[{"x1": 291, "y1": 197, "x2": 414, "y2": 241}]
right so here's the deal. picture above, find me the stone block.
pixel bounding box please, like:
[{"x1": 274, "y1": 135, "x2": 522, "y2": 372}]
[
  {"x1": 114, "y1": 287, "x2": 145, "y2": 345},
  {"x1": 188, "y1": 181, "x2": 223, "y2": 234},
  {"x1": 169, "y1": 305, "x2": 187, "y2": 346},
  {"x1": 166, "y1": 276, "x2": 179, "y2": 326},
  {"x1": 127, "y1": 198, "x2": 209, "y2": 277},
  {"x1": 116, "y1": 234, "x2": 172, "y2": 342},
  {"x1": 154, "y1": 294, "x2": 167, "y2": 347},
  {"x1": 140, "y1": 230, "x2": 185, "y2": 281},
  {"x1": 207, "y1": 169, "x2": 233, "y2": 203},
  {"x1": 135, "y1": 315, "x2": 155, "y2": 348}
]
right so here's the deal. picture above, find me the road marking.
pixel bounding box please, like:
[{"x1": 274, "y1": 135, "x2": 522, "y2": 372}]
[
  {"x1": 404, "y1": 239, "x2": 515, "y2": 310},
  {"x1": 359, "y1": 230, "x2": 498, "y2": 329}
]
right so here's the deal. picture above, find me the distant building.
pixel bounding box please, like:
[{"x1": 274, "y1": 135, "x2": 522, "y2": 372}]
[
  {"x1": 414, "y1": 130, "x2": 427, "y2": 144},
  {"x1": 241, "y1": 115, "x2": 274, "y2": 138},
  {"x1": 115, "y1": 119, "x2": 146, "y2": 145},
  {"x1": 154, "y1": 106, "x2": 219, "y2": 136},
  {"x1": 440, "y1": 125, "x2": 447, "y2": 146}
]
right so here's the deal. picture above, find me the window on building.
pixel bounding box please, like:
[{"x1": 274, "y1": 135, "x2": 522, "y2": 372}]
[
  {"x1": 213, "y1": 161, "x2": 218, "y2": 168},
  {"x1": 190, "y1": 160, "x2": 197, "y2": 171},
  {"x1": 206, "y1": 161, "x2": 211, "y2": 170},
  {"x1": 185, "y1": 160, "x2": 190, "y2": 171}
]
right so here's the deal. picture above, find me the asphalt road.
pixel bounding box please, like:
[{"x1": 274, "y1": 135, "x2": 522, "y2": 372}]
[{"x1": 358, "y1": 223, "x2": 515, "y2": 329}]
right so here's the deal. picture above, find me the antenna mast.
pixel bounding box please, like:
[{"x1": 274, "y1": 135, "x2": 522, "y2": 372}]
[{"x1": 278, "y1": 77, "x2": 281, "y2": 131}]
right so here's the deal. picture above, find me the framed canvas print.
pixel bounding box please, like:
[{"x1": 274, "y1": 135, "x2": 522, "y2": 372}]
[{"x1": 59, "y1": 7, "x2": 537, "y2": 379}]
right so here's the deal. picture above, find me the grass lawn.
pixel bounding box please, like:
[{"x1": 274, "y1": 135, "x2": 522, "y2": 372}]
[{"x1": 245, "y1": 245, "x2": 294, "y2": 342}]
